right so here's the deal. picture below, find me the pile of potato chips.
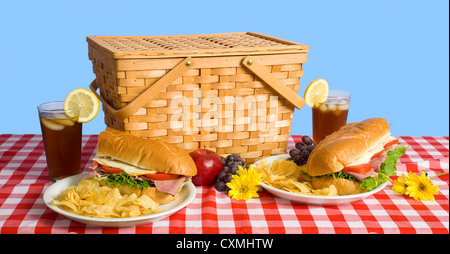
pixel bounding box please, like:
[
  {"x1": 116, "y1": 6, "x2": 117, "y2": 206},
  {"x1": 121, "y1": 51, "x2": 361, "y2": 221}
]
[
  {"x1": 255, "y1": 158, "x2": 338, "y2": 196},
  {"x1": 51, "y1": 179, "x2": 161, "y2": 218}
]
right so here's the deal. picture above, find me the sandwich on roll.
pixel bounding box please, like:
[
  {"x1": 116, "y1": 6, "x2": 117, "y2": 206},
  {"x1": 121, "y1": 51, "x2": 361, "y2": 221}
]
[
  {"x1": 305, "y1": 118, "x2": 408, "y2": 195},
  {"x1": 85, "y1": 127, "x2": 197, "y2": 204}
]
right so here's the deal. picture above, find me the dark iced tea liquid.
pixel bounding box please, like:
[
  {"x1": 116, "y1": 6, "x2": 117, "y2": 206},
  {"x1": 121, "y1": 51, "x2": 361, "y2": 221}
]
[
  {"x1": 38, "y1": 102, "x2": 82, "y2": 181},
  {"x1": 312, "y1": 101, "x2": 349, "y2": 144}
]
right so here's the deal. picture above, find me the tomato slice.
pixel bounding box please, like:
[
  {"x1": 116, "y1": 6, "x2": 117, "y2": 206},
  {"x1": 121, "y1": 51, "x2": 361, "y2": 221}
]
[
  {"x1": 369, "y1": 138, "x2": 399, "y2": 160},
  {"x1": 342, "y1": 163, "x2": 372, "y2": 175},
  {"x1": 370, "y1": 150, "x2": 384, "y2": 160},
  {"x1": 101, "y1": 164, "x2": 123, "y2": 174},
  {"x1": 384, "y1": 138, "x2": 398, "y2": 149},
  {"x1": 144, "y1": 172, "x2": 180, "y2": 180}
]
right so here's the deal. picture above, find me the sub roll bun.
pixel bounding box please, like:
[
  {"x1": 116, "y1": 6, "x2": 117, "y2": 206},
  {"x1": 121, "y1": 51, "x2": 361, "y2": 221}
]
[
  {"x1": 97, "y1": 127, "x2": 197, "y2": 176},
  {"x1": 307, "y1": 118, "x2": 390, "y2": 176},
  {"x1": 305, "y1": 118, "x2": 407, "y2": 195},
  {"x1": 85, "y1": 128, "x2": 197, "y2": 204},
  {"x1": 311, "y1": 176, "x2": 365, "y2": 196}
]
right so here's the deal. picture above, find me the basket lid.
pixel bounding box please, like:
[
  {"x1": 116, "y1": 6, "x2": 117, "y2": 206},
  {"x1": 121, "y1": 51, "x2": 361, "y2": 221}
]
[{"x1": 87, "y1": 32, "x2": 308, "y2": 59}]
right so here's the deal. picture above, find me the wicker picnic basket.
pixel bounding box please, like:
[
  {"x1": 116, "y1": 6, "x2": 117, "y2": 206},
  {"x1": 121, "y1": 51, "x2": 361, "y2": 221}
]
[{"x1": 87, "y1": 32, "x2": 308, "y2": 163}]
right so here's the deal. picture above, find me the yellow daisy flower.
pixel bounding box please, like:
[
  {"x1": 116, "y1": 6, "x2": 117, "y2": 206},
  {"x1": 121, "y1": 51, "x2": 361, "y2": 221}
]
[
  {"x1": 227, "y1": 175, "x2": 261, "y2": 201},
  {"x1": 227, "y1": 165, "x2": 262, "y2": 201},
  {"x1": 392, "y1": 172, "x2": 410, "y2": 195},
  {"x1": 405, "y1": 171, "x2": 440, "y2": 201},
  {"x1": 237, "y1": 165, "x2": 263, "y2": 183}
]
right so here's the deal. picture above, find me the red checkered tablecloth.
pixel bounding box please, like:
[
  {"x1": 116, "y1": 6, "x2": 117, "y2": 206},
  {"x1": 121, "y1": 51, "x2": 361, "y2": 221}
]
[{"x1": 0, "y1": 134, "x2": 448, "y2": 234}]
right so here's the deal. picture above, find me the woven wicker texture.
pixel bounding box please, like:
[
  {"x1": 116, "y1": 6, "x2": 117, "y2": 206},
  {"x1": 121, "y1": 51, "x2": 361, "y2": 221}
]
[
  {"x1": 88, "y1": 33, "x2": 308, "y2": 163},
  {"x1": 103, "y1": 34, "x2": 290, "y2": 51},
  {"x1": 87, "y1": 32, "x2": 308, "y2": 58}
]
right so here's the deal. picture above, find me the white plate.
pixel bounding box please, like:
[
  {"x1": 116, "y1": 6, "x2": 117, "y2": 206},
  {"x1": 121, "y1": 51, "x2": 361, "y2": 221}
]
[
  {"x1": 43, "y1": 173, "x2": 196, "y2": 227},
  {"x1": 253, "y1": 154, "x2": 388, "y2": 206}
]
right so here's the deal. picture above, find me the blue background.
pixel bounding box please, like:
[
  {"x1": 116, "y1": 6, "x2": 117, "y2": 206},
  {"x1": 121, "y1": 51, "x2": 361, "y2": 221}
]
[{"x1": 1, "y1": 0, "x2": 448, "y2": 136}]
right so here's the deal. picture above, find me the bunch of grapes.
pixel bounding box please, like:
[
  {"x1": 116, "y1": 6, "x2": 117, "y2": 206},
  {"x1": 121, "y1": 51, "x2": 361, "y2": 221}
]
[
  {"x1": 215, "y1": 154, "x2": 247, "y2": 192},
  {"x1": 288, "y1": 136, "x2": 315, "y2": 166}
]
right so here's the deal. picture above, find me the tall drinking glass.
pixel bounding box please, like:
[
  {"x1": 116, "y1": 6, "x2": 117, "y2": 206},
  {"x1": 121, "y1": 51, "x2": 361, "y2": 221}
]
[
  {"x1": 312, "y1": 90, "x2": 351, "y2": 144},
  {"x1": 38, "y1": 101, "x2": 82, "y2": 181}
]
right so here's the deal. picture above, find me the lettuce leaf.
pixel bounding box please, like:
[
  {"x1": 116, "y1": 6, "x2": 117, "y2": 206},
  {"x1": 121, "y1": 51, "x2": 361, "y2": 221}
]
[
  {"x1": 330, "y1": 171, "x2": 358, "y2": 181},
  {"x1": 105, "y1": 172, "x2": 154, "y2": 189},
  {"x1": 301, "y1": 145, "x2": 408, "y2": 192},
  {"x1": 380, "y1": 145, "x2": 409, "y2": 176},
  {"x1": 360, "y1": 145, "x2": 408, "y2": 191}
]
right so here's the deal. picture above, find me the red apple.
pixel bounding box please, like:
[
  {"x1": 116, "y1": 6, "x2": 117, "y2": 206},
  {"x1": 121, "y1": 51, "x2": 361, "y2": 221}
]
[{"x1": 190, "y1": 148, "x2": 223, "y2": 186}]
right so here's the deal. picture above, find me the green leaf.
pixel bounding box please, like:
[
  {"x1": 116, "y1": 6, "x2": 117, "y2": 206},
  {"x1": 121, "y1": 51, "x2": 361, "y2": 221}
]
[
  {"x1": 329, "y1": 171, "x2": 358, "y2": 182},
  {"x1": 362, "y1": 145, "x2": 409, "y2": 191},
  {"x1": 380, "y1": 145, "x2": 409, "y2": 176},
  {"x1": 105, "y1": 172, "x2": 153, "y2": 189},
  {"x1": 360, "y1": 176, "x2": 377, "y2": 190}
]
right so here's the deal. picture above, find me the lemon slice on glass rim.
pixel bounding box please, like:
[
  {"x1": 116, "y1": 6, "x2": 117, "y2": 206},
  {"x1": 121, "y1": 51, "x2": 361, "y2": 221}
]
[
  {"x1": 304, "y1": 79, "x2": 329, "y2": 108},
  {"x1": 64, "y1": 88, "x2": 100, "y2": 123}
]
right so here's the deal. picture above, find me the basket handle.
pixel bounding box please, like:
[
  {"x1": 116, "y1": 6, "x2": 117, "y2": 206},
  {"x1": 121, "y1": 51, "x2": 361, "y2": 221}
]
[
  {"x1": 242, "y1": 56, "x2": 305, "y2": 110},
  {"x1": 89, "y1": 57, "x2": 193, "y2": 120}
]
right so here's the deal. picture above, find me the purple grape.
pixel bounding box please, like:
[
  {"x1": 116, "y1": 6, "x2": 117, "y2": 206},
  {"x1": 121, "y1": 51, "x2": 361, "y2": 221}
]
[
  {"x1": 293, "y1": 155, "x2": 303, "y2": 165},
  {"x1": 295, "y1": 142, "x2": 305, "y2": 150},
  {"x1": 223, "y1": 173, "x2": 233, "y2": 183},
  {"x1": 215, "y1": 180, "x2": 228, "y2": 192},
  {"x1": 301, "y1": 150, "x2": 310, "y2": 159},
  {"x1": 302, "y1": 136, "x2": 313, "y2": 146},
  {"x1": 289, "y1": 148, "x2": 301, "y2": 158},
  {"x1": 216, "y1": 170, "x2": 228, "y2": 181}
]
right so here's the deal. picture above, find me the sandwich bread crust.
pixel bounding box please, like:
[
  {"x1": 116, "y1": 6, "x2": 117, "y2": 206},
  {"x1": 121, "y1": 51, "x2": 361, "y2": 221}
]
[
  {"x1": 311, "y1": 176, "x2": 365, "y2": 195},
  {"x1": 97, "y1": 128, "x2": 197, "y2": 176},
  {"x1": 306, "y1": 118, "x2": 390, "y2": 177}
]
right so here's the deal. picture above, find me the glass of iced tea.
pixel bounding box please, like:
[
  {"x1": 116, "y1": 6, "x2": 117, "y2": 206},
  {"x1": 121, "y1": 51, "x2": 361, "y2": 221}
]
[
  {"x1": 38, "y1": 101, "x2": 82, "y2": 181},
  {"x1": 312, "y1": 90, "x2": 351, "y2": 144}
]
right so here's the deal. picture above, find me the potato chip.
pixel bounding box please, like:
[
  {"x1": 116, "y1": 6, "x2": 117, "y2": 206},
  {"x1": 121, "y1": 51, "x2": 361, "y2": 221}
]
[
  {"x1": 51, "y1": 199, "x2": 79, "y2": 212},
  {"x1": 76, "y1": 179, "x2": 100, "y2": 199},
  {"x1": 51, "y1": 186, "x2": 80, "y2": 212},
  {"x1": 66, "y1": 188, "x2": 80, "y2": 205},
  {"x1": 312, "y1": 185, "x2": 338, "y2": 196},
  {"x1": 80, "y1": 205, "x2": 117, "y2": 218},
  {"x1": 51, "y1": 179, "x2": 162, "y2": 218},
  {"x1": 132, "y1": 194, "x2": 159, "y2": 210},
  {"x1": 255, "y1": 158, "x2": 338, "y2": 196}
]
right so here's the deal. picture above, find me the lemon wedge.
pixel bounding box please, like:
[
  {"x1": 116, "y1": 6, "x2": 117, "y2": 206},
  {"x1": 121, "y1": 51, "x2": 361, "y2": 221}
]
[
  {"x1": 51, "y1": 113, "x2": 76, "y2": 126},
  {"x1": 304, "y1": 79, "x2": 329, "y2": 108},
  {"x1": 40, "y1": 118, "x2": 65, "y2": 131},
  {"x1": 64, "y1": 88, "x2": 100, "y2": 123}
]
